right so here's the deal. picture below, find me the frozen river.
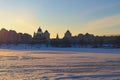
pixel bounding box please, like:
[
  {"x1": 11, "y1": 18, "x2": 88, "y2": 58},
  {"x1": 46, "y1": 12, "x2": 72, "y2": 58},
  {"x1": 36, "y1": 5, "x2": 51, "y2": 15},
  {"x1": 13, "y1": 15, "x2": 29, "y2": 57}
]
[{"x1": 0, "y1": 49, "x2": 120, "y2": 80}]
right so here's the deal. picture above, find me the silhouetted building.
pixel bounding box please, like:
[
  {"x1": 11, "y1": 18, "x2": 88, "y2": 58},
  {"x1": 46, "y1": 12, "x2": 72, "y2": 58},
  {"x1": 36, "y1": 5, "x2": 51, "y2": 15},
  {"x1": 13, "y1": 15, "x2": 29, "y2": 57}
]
[
  {"x1": 44, "y1": 30, "x2": 50, "y2": 40},
  {"x1": 22, "y1": 33, "x2": 32, "y2": 43},
  {"x1": 33, "y1": 27, "x2": 44, "y2": 43},
  {"x1": 9, "y1": 30, "x2": 17, "y2": 43},
  {"x1": 0, "y1": 28, "x2": 9, "y2": 43},
  {"x1": 0, "y1": 27, "x2": 119, "y2": 48},
  {"x1": 33, "y1": 27, "x2": 50, "y2": 44},
  {"x1": 17, "y1": 33, "x2": 23, "y2": 43},
  {"x1": 64, "y1": 30, "x2": 72, "y2": 39}
]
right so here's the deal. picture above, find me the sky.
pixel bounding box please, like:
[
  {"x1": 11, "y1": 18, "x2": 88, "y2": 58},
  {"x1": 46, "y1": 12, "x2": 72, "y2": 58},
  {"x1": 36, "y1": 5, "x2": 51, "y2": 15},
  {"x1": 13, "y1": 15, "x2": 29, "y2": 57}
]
[{"x1": 0, "y1": 0, "x2": 120, "y2": 38}]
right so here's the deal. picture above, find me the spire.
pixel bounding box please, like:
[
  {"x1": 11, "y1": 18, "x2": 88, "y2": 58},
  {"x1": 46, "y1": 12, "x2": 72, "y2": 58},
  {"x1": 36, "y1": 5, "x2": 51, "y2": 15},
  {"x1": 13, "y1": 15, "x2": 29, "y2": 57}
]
[
  {"x1": 39, "y1": 26, "x2": 41, "y2": 29},
  {"x1": 33, "y1": 32, "x2": 36, "y2": 37},
  {"x1": 56, "y1": 33, "x2": 59, "y2": 39}
]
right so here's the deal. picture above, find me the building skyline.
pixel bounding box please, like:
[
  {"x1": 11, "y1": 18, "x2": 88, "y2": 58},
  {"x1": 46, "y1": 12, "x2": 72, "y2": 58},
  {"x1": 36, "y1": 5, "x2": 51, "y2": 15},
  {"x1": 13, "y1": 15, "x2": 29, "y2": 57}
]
[
  {"x1": 0, "y1": 27, "x2": 120, "y2": 48},
  {"x1": 0, "y1": 26, "x2": 120, "y2": 39}
]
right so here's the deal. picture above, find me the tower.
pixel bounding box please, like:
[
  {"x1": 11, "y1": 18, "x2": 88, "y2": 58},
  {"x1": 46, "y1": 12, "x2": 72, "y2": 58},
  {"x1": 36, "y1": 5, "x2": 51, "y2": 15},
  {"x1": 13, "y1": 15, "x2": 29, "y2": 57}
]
[
  {"x1": 33, "y1": 27, "x2": 44, "y2": 43},
  {"x1": 44, "y1": 30, "x2": 50, "y2": 40},
  {"x1": 64, "y1": 30, "x2": 72, "y2": 39}
]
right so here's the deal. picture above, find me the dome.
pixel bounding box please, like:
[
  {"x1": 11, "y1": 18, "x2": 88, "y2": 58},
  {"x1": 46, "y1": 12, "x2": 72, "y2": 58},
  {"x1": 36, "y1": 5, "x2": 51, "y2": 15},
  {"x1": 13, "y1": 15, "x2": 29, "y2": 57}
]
[
  {"x1": 38, "y1": 27, "x2": 42, "y2": 32},
  {"x1": 66, "y1": 30, "x2": 71, "y2": 34},
  {"x1": 44, "y1": 30, "x2": 49, "y2": 33}
]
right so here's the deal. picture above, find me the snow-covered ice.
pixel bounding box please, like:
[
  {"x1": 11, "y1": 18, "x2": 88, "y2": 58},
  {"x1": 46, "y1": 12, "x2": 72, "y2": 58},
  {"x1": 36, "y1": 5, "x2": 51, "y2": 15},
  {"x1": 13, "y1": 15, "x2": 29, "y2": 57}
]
[{"x1": 0, "y1": 46, "x2": 120, "y2": 80}]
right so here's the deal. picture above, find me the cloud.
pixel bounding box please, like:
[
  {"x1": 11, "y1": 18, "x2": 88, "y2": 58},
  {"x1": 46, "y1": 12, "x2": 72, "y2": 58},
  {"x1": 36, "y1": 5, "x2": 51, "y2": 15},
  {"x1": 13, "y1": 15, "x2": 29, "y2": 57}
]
[{"x1": 81, "y1": 14, "x2": 120, "y2": 33}]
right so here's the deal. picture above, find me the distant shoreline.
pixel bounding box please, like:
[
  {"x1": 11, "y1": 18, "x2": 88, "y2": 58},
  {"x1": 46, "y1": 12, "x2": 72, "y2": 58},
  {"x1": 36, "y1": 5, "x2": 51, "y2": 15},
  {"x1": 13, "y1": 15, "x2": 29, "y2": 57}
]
[{"x1": 0, "y1": 44, "x2": 120, "y2": 54}]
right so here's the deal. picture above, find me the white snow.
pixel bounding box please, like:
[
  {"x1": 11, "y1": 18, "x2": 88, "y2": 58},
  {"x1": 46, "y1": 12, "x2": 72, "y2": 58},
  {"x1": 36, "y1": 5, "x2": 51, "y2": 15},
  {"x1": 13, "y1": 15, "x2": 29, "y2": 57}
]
[{"x1": 0, "y1": 44, "x2": 120, "y2": 80}]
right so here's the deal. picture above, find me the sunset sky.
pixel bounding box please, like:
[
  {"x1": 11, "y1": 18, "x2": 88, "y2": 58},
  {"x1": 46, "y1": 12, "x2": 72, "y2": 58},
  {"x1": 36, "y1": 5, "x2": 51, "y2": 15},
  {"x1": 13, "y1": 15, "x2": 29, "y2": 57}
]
[{"x1": 0, "y1": 0, "x2": 120, "y2": 38}]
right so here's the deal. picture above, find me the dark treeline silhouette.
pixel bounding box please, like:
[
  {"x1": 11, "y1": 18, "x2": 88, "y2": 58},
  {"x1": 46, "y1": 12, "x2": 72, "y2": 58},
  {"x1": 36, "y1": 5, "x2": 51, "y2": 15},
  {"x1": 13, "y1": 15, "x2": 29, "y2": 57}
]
[{"x1": 0, "y1": 28, "x2": 120, "y2": 48}]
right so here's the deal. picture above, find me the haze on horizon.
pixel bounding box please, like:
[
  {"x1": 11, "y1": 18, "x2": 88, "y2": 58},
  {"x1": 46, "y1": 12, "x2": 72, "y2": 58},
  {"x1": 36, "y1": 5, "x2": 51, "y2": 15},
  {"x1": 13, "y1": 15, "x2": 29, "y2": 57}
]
[{"x1": 0, "y1": 0, "x2": 120, "y2": 38}]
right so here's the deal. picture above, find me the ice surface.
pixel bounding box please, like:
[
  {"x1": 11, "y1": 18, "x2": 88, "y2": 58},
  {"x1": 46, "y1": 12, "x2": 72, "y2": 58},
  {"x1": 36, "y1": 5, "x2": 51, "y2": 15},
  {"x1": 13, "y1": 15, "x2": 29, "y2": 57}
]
[{"x1": 0, "y1": 48, "x2": 120, "y2": 80}]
